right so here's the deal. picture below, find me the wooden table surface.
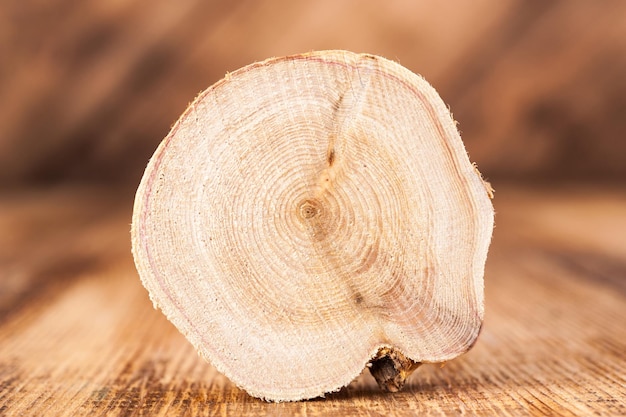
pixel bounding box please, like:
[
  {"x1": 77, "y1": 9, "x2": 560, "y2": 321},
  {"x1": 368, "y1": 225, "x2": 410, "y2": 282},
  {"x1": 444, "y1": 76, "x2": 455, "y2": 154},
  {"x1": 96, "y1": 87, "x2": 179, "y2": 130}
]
[{"x1": 1, "y1": 184, "x2": 625, "y2": 416}]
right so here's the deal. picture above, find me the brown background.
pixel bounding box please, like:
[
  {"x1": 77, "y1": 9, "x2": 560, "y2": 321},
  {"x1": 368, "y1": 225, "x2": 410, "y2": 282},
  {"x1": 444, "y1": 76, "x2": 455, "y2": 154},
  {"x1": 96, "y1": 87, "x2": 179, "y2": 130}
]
[{"x1": 2, "y1": 0, "x2": 625, "y2": 188}]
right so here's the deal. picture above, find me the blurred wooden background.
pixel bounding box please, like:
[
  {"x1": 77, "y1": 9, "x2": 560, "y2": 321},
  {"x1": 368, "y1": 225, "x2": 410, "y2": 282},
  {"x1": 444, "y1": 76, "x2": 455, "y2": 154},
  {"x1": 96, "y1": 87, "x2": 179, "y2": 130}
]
[{"x1": 2, "y1": 0, "x2": 625, "y2": 187}]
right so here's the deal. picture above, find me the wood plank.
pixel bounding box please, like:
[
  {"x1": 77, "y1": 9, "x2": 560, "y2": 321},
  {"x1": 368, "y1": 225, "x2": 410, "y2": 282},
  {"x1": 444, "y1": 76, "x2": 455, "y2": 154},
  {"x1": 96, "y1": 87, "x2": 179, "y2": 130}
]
[{"x1": 1, "y1": 185, "x2": 625, "y2": 416}]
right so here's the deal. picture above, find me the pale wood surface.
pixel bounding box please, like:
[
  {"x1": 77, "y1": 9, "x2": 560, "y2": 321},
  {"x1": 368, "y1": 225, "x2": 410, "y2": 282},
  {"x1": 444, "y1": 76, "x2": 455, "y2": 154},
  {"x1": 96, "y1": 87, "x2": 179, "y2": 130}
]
[
  {"x1": 131, "y1": 50, "x2": 495, "y2": 401},
  {"x1": 1, "y1": 184, "x2": 625, "y2": 415}
]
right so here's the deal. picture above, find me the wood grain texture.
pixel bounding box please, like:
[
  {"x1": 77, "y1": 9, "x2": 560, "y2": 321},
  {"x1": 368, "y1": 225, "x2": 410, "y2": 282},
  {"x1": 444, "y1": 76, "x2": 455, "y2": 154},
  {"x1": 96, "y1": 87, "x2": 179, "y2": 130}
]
[
  {"x1": 1, "y1": 185, "x2": 625, "y2": 415},
  {"x1": 130, "y1": 50, "x2": 494, "y2": 401}
]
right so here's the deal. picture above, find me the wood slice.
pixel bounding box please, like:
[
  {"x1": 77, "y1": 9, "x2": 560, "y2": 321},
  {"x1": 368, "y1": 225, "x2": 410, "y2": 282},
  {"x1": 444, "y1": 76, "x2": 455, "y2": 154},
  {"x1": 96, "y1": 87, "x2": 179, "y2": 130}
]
[{"x1": 131, "y1": 50, "x2": 494, "y2": 401}]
